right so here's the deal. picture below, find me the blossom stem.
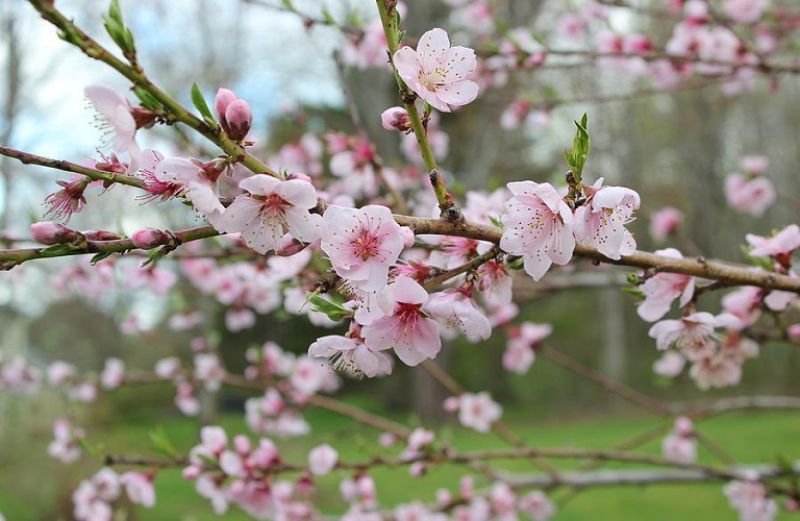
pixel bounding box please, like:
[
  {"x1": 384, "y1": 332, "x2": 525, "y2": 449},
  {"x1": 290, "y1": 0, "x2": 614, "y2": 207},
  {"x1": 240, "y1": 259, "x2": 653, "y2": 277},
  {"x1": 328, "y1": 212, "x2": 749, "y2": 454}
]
[
  {"x1": 374, "y1": 0, "x2": 460, "y2": 219},
  {"x1": 0, "y1": 146, "x2": 146, "y2": 189},
  {"x1": 0, "y1": 225, "x2": 217, "y2": 269}
]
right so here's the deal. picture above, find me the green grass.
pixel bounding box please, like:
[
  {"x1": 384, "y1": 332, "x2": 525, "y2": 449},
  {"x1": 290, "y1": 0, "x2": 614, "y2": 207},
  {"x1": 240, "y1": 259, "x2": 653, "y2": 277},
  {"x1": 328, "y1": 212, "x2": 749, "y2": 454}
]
[{"x1": 1, "y1": 405, "x2": 798, "y2": 520}]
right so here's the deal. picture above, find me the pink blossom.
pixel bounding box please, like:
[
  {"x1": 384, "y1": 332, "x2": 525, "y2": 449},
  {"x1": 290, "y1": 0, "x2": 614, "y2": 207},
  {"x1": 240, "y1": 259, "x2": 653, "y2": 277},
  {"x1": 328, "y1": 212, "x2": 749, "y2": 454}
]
[
  {"x1": 121, "y1": 265, "x2": 177, "y2": 296},
  {"x1": 321, "y1": 205, "x2": 405, "y2": 291},
  {"x1": 724, "y1": 174, "x2": 775, "y2": 217},
  {"x1": 456, "y1": 392, "x2": 502, "y2": 432},
  {"x1": 175, "y1": 382, "x2": 200, "y2": 416},
  {"x1": 48, "y1": 419, "x2": 84, "y2": 464},
  {"x1": 662, "y1": 417, "x2": 696, "y2": 463},
  {"x1": 289, "y1": 356, "x2": 329, "y2": 396},
  {"x1": 741, "y1": 155, "x2": 769, "y2": 175},
  {"x1": 503, "y1": 322, "x2": 551, "y2": 374},
  {"x1": 73, "y1": 468, "x2": 120, "y2": 521},
  {"x1": 85, "y1": 85, "x2": 141, "y2": 160},
  {"x1": 362, "y1": 276, "x2": 442, "y2": 366},
  {"x1": 406, "y1": 427, "x2": 435, "y2": 453},
  {"x1": 218, "y1": 175, "x2": 324, "y2": 254},
  {"x1": 724, "y1": 480, "x2": 778, "y2": 521},
  {"x1": 149, "y1": 156, "x2": 226, "y2": 224},
  {"x1": 519, "y1": 490, "x2": 556, "y2": 521},
  {"x1": 120, "y1": 472, "x2": 156, "y2": 508},
  {"x1": 308, "y1": 325, "x2": 392, "y2": 378},
  {"x1": 689, "y1": 352, "x2": 744, "y2": 390},
  {"x1": 308, "y1": 444, "x2": 338, "y2": 476},
  {"x1": 649, "y1": 312, "x2": 734, "y2": 361},
  {"x1": 100, "y1": 357, "x2": 125, "y2": 389},
  {"x1": 225, "y1": 307, "x2": 256, "y2": 332},
  {"x1": 649, "y1": 207, "x2": 683, "y2": 242},
  {"x1": 637, "y1": 248, "x2": 695, "y2": 322},
  {"x1": 721, "y1": 286, "x2": 762, "y2": 330},
  {"x1": 476, "y1": 260, "x2": 513, "y2": 306},
  {"x1": 393, "y1": 28, "x2": 479, "y2": 112},
  {"x1": 44, "y1": 175, "x2": 89, "y2": 221},
  {"x1": 723, "y1": 0, "x2": 767, "y2": 24},
  {"x1": 194, "y1": 353, "x2": 225, "y2": 391},
  {"x1": 574, "y1": 179, "x2": 641, "y2": 260},
  {"x1": 746, "y1": 225, "x2": 800, "y2": 260},
  {"x1": 425, "y1": 286, "x2": 492, "y2": 342},
  {"x1": 47, "y1": 360, "x2": 76, "y2": 386},
  {"x1": 653, "y1": 351, "x2": 686, "y2": 377},
  {"x1": 381, "y1": 106, "x2": 411, "y2": 132},
  {"x1": 500, "y1": 181, "x2": 575, "y2": 280},
  {"x1": 155, "y1": 357, "x2": 182, "y2": 380},
  {"x1": 789, "y1": 324, "x2": 800, "y2": 343}
]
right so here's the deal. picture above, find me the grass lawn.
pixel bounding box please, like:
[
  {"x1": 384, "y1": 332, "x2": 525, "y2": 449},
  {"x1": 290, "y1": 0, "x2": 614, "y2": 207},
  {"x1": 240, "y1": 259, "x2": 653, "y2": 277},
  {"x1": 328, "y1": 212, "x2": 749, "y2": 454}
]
[{"x1": 1, "y1": 402, "x2": 798, "y2": 520}]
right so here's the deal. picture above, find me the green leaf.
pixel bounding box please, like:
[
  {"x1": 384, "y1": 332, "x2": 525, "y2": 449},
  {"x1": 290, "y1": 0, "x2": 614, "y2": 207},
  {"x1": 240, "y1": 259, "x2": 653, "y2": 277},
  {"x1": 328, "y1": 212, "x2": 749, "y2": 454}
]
[
  {"x1": 565, "y1": 113, "x2": 590, "y2": 181},
  {"x1": 148, "y1": 426, "x2": 179, "y2": 459},
  {"x1": 78, "y1": 437, "x2": 103, "y2": 457},
  {"x1": 90, "y1": 251, "x2": 113, "y2": 265},
  {"x1": 39, "y1": 244, "x2": 81, "y2": 257},
  {"x1": 306, "y1": 291, "x2": 351, "y2": 321},
  {"x1": 489, "y1": 215, "x2": 504, "y2": 229},
  {"x1": 191, "y1": 83, "x2": 216, "y2": 124},
  {"x1": 132, "y1": 87, "x2": 161, "y2": 111},
  {"x1": 621, "y1": 286, "x2": 645, "y2": 299},
  {"x1": 103, "y1": 0, "x2": 135, "y2": 55},
  {"x1": 321, "y1": 7, "x2": 336, "y2": 25}
]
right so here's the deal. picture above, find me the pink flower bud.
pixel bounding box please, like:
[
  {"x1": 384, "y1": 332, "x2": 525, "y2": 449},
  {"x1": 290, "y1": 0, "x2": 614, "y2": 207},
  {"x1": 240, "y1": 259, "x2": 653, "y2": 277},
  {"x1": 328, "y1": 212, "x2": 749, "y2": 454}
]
[
  {"x1": 275, "y1": 234, "x2": 308, "y2": 256},
  {"x1": 30, "y1": 221, "x2": 80, "y2": 245},
  {"x1": 224, "y1": 99, "x2": 252, "y2": 141},
  {"x1": 130, "y1": 228, "x2": 170, "y2": 249},
  {"x1": 233, "y1": 435, "x2": 251, "y2": 455},
  {"x1": 442, "y1": 396, "x2": 461, "y2": 412},
  {"x1": 400, "y1": 226, "x2": 415, "y2": 248},
  {"x1": 214, "y1": 88, "x2": 238, "y2": 121},
  {"x1": 82, "y1": 229, "x2": 121, "y2": 241},
  {"x1": 381, "y1": 106, "x2": 411, "y2": 132},
  {"x1": 286, "y1": 172, "x2": 313, "y2": 183},
  {"x1": 182, "y1": 464, "x2": 202, "y2": 481},
  {"x1": 788, "y1": 324, "x2": 800, "y2": 343}
]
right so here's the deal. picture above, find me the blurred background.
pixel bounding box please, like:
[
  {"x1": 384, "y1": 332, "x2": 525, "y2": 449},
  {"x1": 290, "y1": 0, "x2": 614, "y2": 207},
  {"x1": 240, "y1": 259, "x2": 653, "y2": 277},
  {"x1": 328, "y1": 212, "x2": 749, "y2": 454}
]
[{"x1": 0, "y1": 0, "x2": 799, "y2": 519}]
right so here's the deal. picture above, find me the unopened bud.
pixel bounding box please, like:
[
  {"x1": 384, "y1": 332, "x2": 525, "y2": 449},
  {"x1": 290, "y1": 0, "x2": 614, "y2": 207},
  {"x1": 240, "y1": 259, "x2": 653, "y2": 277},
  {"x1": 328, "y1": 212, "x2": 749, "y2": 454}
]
[
  {"x1": 788, "y1": 324, "x2": 800, "y2": 343},
  {"x1": 83, "y1": 229, "x2": 121, "y2": 241},
  {"x1": 224, "y1": 99, "x2": 252, "y2": 141},
  {"x1": 400, "y1": 226, "x2": 415, "y2": 248},
  {"x1": 286, "y1": 172, "x2": 313, "y2": 183},
  {"x1": 130, "y1": 228, "x2": 170, "y2": 249},
  {"x1": 381, "y1": 106, "x2": 411, "y2": 132},
  {"x1": 275, "y1": 234, "x2": 308, "y2": 256},
  {"x1": 214, "y1": 88, "x2": 237, "y2": 122},
  {"x1": 30, "y1": 221, "x2": 80, "y2": 245}
]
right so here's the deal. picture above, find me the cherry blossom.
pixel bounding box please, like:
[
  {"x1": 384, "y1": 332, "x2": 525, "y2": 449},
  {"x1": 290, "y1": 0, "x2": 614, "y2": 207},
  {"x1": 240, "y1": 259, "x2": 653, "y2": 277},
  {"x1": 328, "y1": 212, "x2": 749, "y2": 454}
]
[
  {"x1": 44, "y1": 175, "x2": 90, "y2": 221},
  {"x1": 393, "y1": 28, "x2": 479, "y2": 112},
  {"x1": 653, "y1": 351, "x2": 686, "y2": 378},
  {"x1": 119, "y1": 472, "x2": 156, "y2": 508},
  {"x1": 321, "y1": 205, "x2": 405, "y2": 292},
  {"x1": 725, "y1": 174, "x2": 775, "y2": 217},
  {"x1": 84, "y1": 85, "x2": 142, "y2": 163},
  {"x1": 381, "y1": 106, "x2": 411, "y2": 132},
  {"x1": 723, "y1": 0, "x2": 767, "y2": 24},
  {"x1": 362, "y1": 276, "x2": 442, "y2": 366},
  {"x1": 100, "y1": 357, "x2": 125, "y2": 389},
  {"x1": 426, "y1": 286, "x2": 492, "y2": 342},
  {"x1": 147, "y1": 156, "x2": 226, "y2": 225},
  {"x1": 500, "y1": 181, "x2": 575, "y2": 281},
  {"x1": 662, "y1": 416, "x2": 696, "y2": 463},
  {"x1": 519, "y1": 490, "x2": 556, "y2": 521},
  {"x1": 746, "y1": 225, "x2": 800, "y2": 261},
  {"x1": 649, "y1": 207, "x2": 683, "y2": 242},
  {"x1": 73, "y1": 468, "x2": 120, "y2": 521},
  {"x1": 308, "y1": 444, "x2": 338, "y2": 476},
  {"x1": 574, "y1": 178, "x2": 641, "y2": 260},
  {"x1": 503, "y1": 322, "x2": 552, "y2": 374},
  {"x1": 218, "y1": 175, "x2": 324, "y2": 254},
  {"x1": 308, "y1": 325, "x2": 392, "y2": 378},
  {"x1": 48, "y1": 419, "x2": 85, "y2": 464},
  {"x1": 725, "y1": 479, "x2": 778, "y2": 521},
  {"x1": 455, "y1": 392, "x2": 503, "y2": 432},
  {"x1": 637, "y1": 248, "x2": 695, "y2": 322}
]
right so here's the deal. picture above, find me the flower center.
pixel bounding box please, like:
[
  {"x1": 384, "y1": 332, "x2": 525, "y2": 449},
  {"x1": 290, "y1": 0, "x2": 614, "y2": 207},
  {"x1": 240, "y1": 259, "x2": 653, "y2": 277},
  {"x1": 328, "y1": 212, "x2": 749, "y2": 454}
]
[{"x1": 351, "y1": 228, "x2": 382, "y2": 261}]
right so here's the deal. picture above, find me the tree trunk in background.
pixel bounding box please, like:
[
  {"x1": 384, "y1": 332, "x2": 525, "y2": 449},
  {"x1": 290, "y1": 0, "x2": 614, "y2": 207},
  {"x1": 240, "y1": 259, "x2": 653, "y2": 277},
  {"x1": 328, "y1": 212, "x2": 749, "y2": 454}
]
[{"x1": 600, "y1": 287, "x2": 626, "y2": 405}]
